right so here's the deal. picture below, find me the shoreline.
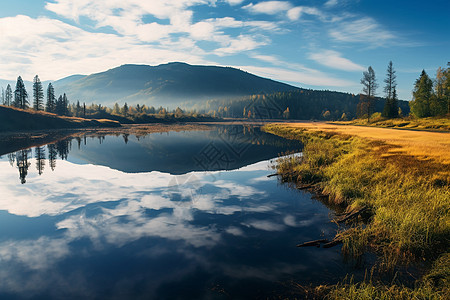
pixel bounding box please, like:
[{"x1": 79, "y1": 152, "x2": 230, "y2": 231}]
[{"x1": 262, "y1": 122, "x2": 449, "y2": 299}]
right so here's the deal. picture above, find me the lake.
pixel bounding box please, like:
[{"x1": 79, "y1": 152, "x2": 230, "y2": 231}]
[{"x1": 0, "y1": 125, "x2": 362, "y2": 299}]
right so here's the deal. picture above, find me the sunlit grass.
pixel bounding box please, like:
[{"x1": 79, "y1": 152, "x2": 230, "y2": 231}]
[
  {"x1": 262, "y1": 122, "x2": 450, "y2": 298},
  {"x1": 337, "y1": 116, "x2": 450, "y2": 132},
  {"x1": 272, "y1": 121, "x2": 450, "y2": 164}
]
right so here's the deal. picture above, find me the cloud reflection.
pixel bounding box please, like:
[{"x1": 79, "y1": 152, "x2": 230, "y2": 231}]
[{"x1": 0, "y1": 155, "x2": 338, "y2": 298}]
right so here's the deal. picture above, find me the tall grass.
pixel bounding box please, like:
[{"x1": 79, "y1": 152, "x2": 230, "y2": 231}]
[
  {"x1": 336, "y1": 116, "x2": 450, "y2": 132},
  {"x1": 263, "y1": 123, "x2": 450, "y2": 297}
]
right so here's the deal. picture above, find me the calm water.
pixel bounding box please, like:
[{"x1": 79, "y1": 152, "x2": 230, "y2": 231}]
[{"x1": 0, "y1": 125, "x2": 358, "y2": 299}]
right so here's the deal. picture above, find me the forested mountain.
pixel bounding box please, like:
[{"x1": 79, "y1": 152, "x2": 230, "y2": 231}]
[
  {"x1": 201, "y1": 90, "x2": 410, "y2": 120},
  {"x1": 53, "y1": 62, "x2": 298, "y2": 107},
  {"x1": 1, "y1": 62, "x2": 415, "y2": 121}
]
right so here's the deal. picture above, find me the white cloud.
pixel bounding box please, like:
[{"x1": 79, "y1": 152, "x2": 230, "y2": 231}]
[
  {"x1": 0, "y1": 15, "x2": 207, "y2": 80},
  {"x1": 243, "y1": 1, "x2": 292, "y2": 15},
  {"x1": 309, "y1": 50, "x2": 364, "y2": 71},
  {"x1": 215, "y1": 35, "x2": 270, "y2": 56},
  {"x1": 287, "y1": 6, "x2": 323, "y2": 21},
  {"x1": 324, "y1": 0, "x2": 338, "y2": 7},
  {"x1": 329, "y1": 17, "x2": 396, "y2": 46},
  {"x1": 224, "y1": 0, "x2": 245, "y2": 5}
]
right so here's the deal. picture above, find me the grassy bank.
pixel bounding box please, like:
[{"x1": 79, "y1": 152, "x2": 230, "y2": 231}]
[
  {"x1": 263, "y1": 123, "x2": 449, "y2": 299},
  {"x1": 335, "y1": 116, "x2": 450, "y2": 132},
  {"x1": 0, "y1": 105, "x2": 120, "y2": 132}
]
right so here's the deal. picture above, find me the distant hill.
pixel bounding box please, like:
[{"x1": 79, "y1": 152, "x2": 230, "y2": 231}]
[
  {"x1": 0, "y1": 106, "x2": 120, "y2": 132},
  {"x1": 53, "y1": 62, "x2": 298, "y2": 107}
]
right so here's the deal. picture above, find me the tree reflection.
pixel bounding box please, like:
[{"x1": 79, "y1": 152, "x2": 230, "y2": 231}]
[
  {"x1": 35, "y1": 146, "x2": 46, "y2": 175},
  {"x1": 4, "y1": 126, "x2": 301, "y2": 184},
  {"x1": 48, "y1": 143, "x2": 57, "y2": 171},
  {"x1": 56, "y1": 139, "x2": 70, "y2": 160},
  {"x1": 16, "y1": 149, "x2": 31, "y2": 184}
]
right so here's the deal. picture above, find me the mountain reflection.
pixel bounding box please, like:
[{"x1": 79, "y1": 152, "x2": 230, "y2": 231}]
[{"x1": 5, "y1": 125, "x2": 301, "y2": 184}]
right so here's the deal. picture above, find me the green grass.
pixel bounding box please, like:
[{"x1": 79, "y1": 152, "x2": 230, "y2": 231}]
[{"x1": 263, "y1": 123, "x2": 450, "y2": 298}]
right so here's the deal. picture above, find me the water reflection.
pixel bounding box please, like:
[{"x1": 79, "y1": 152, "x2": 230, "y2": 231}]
[
  {"x1": 6, "y1": 126, "x2": 301, "y2": 184},
  {"x1": 0, "y1": 157, "x2": 348, "y2": 299},
  {"x1": 0, "y1": 126, "x2": 360, "y2": 299}
]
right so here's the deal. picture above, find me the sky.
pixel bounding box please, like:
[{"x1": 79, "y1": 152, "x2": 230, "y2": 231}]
[{"x1": 0, "y1": 0, "x2": 448, "y2": 100}]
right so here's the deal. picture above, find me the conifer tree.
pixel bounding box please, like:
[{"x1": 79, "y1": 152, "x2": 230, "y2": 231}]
[
  {"x1": 32, "y1": 75, "x2": 44, "y2": 110},
  {"x1": 382, "y1": 61, "x2": 398, "y2": 118},
  {"x1": 14, "y1": 76, "x2": 29, "y2": 109},
  {"x1": 410, "y1": 70, "x2": 433, "y2": 117},
  {"x1": 56, "y1": 95, "x2": 63, "y2": 115},
  {"x1": 46, "y1": 83, "x2": 56, "y2": 113},
  {"x1": 5, "y1": 84, "x2": 12, "y2": 106},
  {"x1": 359, "y1": 66, "x2": 378, "y2": 121},
  {"x1": 62, "y1": 93, "x2": 69, "y2": 116},
  {"x1": 122, "y1": 102, "x2": 129, "y2": 116}
]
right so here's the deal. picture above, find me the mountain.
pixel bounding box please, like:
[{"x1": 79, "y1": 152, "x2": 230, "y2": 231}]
[
  {"x1": 54, "y1": 74, "x2": 86, "y2": 86},
  {"x1": 53, "y1": 62, "x2": 298, "y2": 107}
]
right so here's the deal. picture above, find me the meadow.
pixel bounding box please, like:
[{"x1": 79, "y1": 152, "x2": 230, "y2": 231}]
[{"x1": 263, "y1": 122, "x2": 450, "y2": 299}]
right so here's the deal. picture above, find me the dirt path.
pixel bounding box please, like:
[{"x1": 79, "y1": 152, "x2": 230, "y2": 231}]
[{"x1": 276, "y1": 122, "x2": 450, "y2": 164}]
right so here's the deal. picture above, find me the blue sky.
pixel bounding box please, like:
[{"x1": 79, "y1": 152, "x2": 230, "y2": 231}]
[{"x1": 0, "y1": 0, "x2": 448, "y2": 100}]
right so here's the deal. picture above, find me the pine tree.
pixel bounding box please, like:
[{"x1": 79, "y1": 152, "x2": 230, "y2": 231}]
[
  {"x1": 46, "y1": 83, "x2": 56, "y2": 113},
  {"x1": 410, "y1": 70, "x2": 433, "y2": 118},
  {"x1": 122, "y1": 102, "x2": 129, "y2": 116},
  {"x1": 359, "y1": 66, "x2": 378, "y2": 122},
  {"x1": 5, "y1": 84, "x2": 12, "y2": 106},
  {"x1": 14, "y1": 76, "x2": 29, "y2": 109},
  {"x1": 32, "y1": 75, "x2": 44, "y2": 110},
  {"x1": 56, "y1": 95, "x2": 63, "y2": 115},
  {"x1": 76, "y1": 101, "x2": 81, "y2": 117},
  {"x1": 382, "y1": 61, "x2": 398, "y2": 118},
  {"x1": 62, "y1": 93, "x2": 69, "y2": 116}
]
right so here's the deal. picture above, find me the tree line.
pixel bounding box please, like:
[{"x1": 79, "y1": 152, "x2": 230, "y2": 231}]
[
  {"x1": 1, "y1": 75, "x2": 72, "y2": 116},
  {"x1": 0, "y1": 75, "x2": 211, "y2": 121},
  {"x1": 359, "y1": 62, "x2": 449, "y2": 121},
  {"x1": 2, "y1": 65, "x2": 448, "y2": 123}
]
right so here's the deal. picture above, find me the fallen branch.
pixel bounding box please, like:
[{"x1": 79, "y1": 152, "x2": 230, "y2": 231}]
[
  {"x1": 296, "y1": 239, "x2": 329, "y2": 247},
  {"x1": 267, "y1": 173, "x2": 279, "y2": 178},
  {"x1": 296, "y1": 184, "x2": 312, "y2": 190},
  {"x1": 335, "y1": 206, "x2": 368, "y2": 223},
  {"x1": 322, "y1": 239, "x2": 342, "y2": 248}
]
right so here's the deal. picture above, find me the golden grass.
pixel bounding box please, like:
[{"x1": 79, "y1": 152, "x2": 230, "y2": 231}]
[
  {"x1": 337, "y1": 116, "x2": 450, "y2": 132},
  {"x1": 273, "y1": 122, "x2": 450, "y2": 165}
]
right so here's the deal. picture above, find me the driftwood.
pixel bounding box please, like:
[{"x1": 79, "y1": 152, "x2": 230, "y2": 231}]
[
  {"x1": 296, "y1": 239, "x2": 329, "y2": 247},
  {"x1": 296, "y1": 184, "x2": 312, "y2": 190},
  {"x1": 335, "y1": 206, "x2": 368, "y2": 223},
  {"x1": 267, "y1": 171, "x2": 298, "y2": 178},
  {"x1": 312, "y1": 194, "x2": 329, "y2": 199},
  {"x1": 322, "y1": 239, "x2": 342, "y2": 248}
]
